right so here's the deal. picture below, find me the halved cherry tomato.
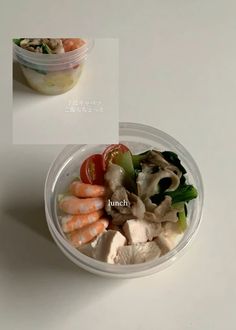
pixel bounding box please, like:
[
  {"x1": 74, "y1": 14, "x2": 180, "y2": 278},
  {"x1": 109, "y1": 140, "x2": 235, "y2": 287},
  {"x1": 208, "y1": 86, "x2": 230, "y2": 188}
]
[
  {"x1": 102, "y1": 144, "x2": 130, "y2": 170},
  {"x1": 80, "y1": 154, "x2": 104, "y2": 185}
]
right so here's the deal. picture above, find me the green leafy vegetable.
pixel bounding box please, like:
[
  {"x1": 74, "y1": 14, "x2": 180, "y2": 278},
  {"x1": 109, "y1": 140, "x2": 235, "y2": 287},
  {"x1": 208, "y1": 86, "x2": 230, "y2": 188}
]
[
  {"x1": 13, "y1": 38, "x2": 23, "y2": 46},
  {"x1": 151, "y1": 184, "x2": 198, "y2": 205},
  {"x1": 166, "y1": 184, "x2": 198, "y2": 204},
  {"x1": 172, "y1": 202, "x2": 185, "y2": 211},
  {"x1": 132, "y1": 151, "x2": 149, "y2": 169},
  {"x1": 115, "y1": 151, "x2": 135, "y2": 178},
  {"x1": 177, "y1": 209, "x2": 187, "y2": 232},
  {"x1": 114, "y1": 151, "x2": 136, "y2": 192},
  {"x1": 161, "y1": 151, "x2": 187, "y2": 174},
  {"x1": 42, "y1": 43, "x2": 52, "y2": 54},
  {"x1": 172, "y1": 202, "x2": 187, "y2": 231}
]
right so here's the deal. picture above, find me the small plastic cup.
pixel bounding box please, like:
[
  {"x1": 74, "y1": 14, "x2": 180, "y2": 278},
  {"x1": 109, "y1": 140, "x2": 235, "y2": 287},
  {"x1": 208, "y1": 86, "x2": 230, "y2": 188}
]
[
  {"x1": 44, "y1": 122, "x2": 204, "y2": 278},
  {"x1": 13, "y1": 39, "x2": 94, "y2": 95}
]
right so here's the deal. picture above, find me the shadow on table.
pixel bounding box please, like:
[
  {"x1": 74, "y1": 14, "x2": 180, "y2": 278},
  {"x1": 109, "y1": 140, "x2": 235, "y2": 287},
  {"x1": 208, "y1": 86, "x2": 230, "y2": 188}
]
[
  {"x1": 4, "y1": 201, "x2": 53, "y2": 242},
  {"x1": 1, "y1": 199, "x2": 126, "y2": 311}
]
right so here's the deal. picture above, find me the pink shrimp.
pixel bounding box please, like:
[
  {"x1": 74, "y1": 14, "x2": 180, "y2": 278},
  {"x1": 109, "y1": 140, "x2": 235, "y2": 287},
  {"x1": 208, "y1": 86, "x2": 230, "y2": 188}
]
[
  {"x1": 61, "y1": 209, "x2": 104, "y2": 233},
  {"x1": 68, "y1": 218, "x2": 109, "y2": 247},
  {"x1": 59, "y1": 195, "x2": 104, "y2": 215},
  {"x1": 69, "y1": 181, "x2": 106, "y2": 198},
  {"x1": 62, "y1": 38, "x2": 85, "y2": 52}
]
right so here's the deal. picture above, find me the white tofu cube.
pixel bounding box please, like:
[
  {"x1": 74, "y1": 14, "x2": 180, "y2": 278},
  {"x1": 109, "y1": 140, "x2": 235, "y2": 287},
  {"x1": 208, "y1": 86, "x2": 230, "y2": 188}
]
[
  {"x1": 123, "y1": 219, "x2": 162, "y2": 244},
  {"x1": 115, "y1": 241, "x2": 161, "y2": 264}
]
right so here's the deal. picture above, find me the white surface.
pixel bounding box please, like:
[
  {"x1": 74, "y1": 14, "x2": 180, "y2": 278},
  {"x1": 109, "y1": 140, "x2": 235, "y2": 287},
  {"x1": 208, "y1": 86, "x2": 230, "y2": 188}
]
[
  {"x1": 13, "y1": 39, "x2": 119, "y2": 144},
  {"x1": 1, "y1": 1, "x2": 236, "y2": 329}
]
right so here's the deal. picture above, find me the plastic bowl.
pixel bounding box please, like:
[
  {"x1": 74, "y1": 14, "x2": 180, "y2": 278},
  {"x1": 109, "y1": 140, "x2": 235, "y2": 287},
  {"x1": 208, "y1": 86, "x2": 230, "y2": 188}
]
[
  {"x1": 44, "y1": 122, "x2": 204, "y2": 278},
  {"x1": 13, "y1": 39, "x2": 94, "y2": 95}
]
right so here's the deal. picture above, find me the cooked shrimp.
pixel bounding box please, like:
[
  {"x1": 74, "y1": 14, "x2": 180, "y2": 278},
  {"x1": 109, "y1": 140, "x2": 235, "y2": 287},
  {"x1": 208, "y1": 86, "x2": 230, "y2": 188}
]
[
  {"x1": 61, "y1": 209, "x2": 103, "y2": 233},
  {"x1": 62, "y1": 38, "x2": 85, "y2": 52},
  {"x1": 68, "y1": 218, "x2": 109, "y2": 247},
  {"x1": 59, "y1": 195, "x2": 104, "y2": 214},
  {"x1": 70, "y1": 181, "x2": 106, "y2": 198}
]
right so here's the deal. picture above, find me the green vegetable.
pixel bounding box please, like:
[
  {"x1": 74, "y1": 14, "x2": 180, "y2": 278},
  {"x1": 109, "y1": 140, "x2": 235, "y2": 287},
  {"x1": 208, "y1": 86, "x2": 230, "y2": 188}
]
[
  {"x1": 166, "y1": 184, "x2": 198, "y2": 204},
  {"x1": 42, "y1": 43, "x2": 52, "y2": 54},
  {"x1": 162, "y1": 151, "x2": 187, "y2": 174},
  {"x1": 132, "y1": 151, "x2": 149, "y2": 169},
  {"x1": 114, "y1": 151, "x2": 136, "y2": 192},
  {"x1": 177, "y1": 209, "x2": 187, "y2": 232},
  {"x1": 13, "y1": 38, "x2": 23, "y2": 46},
  {"x1": 172, "y1": 202, "x2": 187, "y2": 231},
  {"x1": 172, "y1": 202, "x2": 185, "y2": 211},
  {"x1": 151, "y1": 184, "x2": 198, "y2": 205},
  {"x1": 115, "y1": 151, "x2": 135, "y2": 178}
]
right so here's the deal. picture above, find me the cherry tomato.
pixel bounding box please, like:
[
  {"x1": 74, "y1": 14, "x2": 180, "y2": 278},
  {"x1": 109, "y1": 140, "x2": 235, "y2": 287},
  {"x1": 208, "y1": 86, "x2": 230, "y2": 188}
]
[
  {"x1": 80, "y1": 154, "x2": 104, "y2": 185},
  {"x1": 102, "y1": 144, "x2": 130, "y2": 170}
]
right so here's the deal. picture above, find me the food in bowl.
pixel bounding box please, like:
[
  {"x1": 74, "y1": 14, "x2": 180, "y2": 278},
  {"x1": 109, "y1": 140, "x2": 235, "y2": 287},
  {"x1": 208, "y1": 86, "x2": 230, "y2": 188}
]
[
  {"x1": 58, "y1": 143, "x2": 198, "y2": 265},
  {"x1": 13, "y1": 38, "x2": 93, "y2": 95},
  {"x1": 13, "y1": 38, "x2": 85, "y2": 54}
]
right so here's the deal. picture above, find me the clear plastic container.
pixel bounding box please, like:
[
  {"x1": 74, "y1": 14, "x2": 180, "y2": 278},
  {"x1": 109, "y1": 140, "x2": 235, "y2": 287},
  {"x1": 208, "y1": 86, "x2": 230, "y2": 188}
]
[
  {"x1": 13, "y1": 39, "x2": 94, "y2": 95},
  {"x1": 44, "y1": 122, "x2": 204, "y2": 278}
]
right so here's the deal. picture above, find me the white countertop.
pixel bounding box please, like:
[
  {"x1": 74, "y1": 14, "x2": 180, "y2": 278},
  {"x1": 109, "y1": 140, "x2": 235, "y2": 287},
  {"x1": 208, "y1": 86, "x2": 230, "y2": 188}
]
[{"x1": 1, "y1": 1, "x2": 236, "y2": 329}]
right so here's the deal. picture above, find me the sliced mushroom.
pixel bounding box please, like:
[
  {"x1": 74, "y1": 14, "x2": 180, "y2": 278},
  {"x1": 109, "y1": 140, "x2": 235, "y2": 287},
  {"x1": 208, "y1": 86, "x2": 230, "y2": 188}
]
[
  {"x1": 104, "y1": 163, "x2": 125, "y2": 192},
  {"x1": 110, "y1": 210, "x2": 134, "y2": 225},
  {"x1": 137, "y1": 165, "x2": 180, "y2": 199},
  {"x1": 143, "y1": 198, "x2": 157, "y2": 212},
  {"x1": 48, "y1": 39, "x2": 65, "y2": 53},
  {"x1": 129, "y1": 192, "x2": 146, "y2": 219},
  {"x1": 144, "y1": 196, "x2": 178, "y2": 223},
  {"x1": 144, "y1": 150, "x2": 170, "y2": 168},
  {"x1": 20, "y1": 39, "x2": 30, "y2": 47},
  {"x1": 105, "y1": 186, "x2": 145, "y2": 225},
  {"x1": 109, "y1": 186, "x2": 130, "y2": 214},
  {"x1": 161, "y1": 209, "x2": 179, "y2": 222},
  {"x1": 28, "y1": 39, "x2": 41, "y2": 46}
]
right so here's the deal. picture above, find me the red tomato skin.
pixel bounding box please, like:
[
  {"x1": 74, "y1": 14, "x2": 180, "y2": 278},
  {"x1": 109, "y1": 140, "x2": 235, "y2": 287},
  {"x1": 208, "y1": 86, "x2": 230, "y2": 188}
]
[
  {"x1": 80, "y1": 154, "x2": 104, "y2": 185},
  {"x1": 102, "y1": 144, "x2": 130, "y2": 170}
]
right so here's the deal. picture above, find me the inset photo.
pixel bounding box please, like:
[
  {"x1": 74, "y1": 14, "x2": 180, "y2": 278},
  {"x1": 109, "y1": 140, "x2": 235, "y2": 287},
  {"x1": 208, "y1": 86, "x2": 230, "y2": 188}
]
[{"x1": 13, "y1": 38, "x2": 119, "y2": 144}]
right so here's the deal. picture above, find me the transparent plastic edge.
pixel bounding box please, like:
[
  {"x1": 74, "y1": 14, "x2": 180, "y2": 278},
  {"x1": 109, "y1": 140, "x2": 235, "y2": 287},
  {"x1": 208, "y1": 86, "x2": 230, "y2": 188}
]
[{"x1": 44, "y1": 122, "x2": 204, "y2": 277}]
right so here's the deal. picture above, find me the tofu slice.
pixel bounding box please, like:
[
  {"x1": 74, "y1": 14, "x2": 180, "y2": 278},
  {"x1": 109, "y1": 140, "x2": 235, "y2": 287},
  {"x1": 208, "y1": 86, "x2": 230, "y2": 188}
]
[
  {"x1": 115, "y1": 241, "x2": 161, "y2": 264},
  {"x1": 94, "y1": 230, "x2": 127, "y2": 263},
  {"x1": 78, "y1": 232, "x2": 103, "y2": 257},
  {"x1": 123, "y1": 219, "x2": 162, "y2": 244},
  {"x1": 155, "y1": 222, "x2": 184, "y2": 255},
  {"x1": 78, "y1": 230, "x2": 127, "y2": 264}
]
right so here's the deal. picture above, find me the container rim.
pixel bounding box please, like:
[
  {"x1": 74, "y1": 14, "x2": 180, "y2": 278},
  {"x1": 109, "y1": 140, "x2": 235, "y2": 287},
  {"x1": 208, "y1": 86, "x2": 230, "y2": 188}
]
[
  {"x1": 44, "y1": 122, "x2": 204, "y2": 278},
  {"x1": 13, "y1": 38, "x2": 94, "y2": 66}
]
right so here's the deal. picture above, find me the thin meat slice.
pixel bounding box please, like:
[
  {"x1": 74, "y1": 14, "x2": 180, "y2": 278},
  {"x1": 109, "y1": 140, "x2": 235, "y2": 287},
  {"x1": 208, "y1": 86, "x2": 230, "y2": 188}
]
[
  {"x1": 105, "y1": 187, "x2": 145, "y2": 225},
  {"x1": 104, "y1": 163, "x2": 125, "y2": 192},
  {"x1": 144, "y1": 196, "x2": 178, "y2": 223}
]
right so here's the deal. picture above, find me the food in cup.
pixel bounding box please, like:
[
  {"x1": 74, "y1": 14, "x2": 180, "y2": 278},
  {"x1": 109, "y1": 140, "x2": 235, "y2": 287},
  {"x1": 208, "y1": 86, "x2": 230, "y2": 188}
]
[
  {"x1": 13, "y1": 38, "x2": 93, "y2": 95},
  {"x1": 58, "y1": 144, "x2": 198, "y2": 265},
  {"x1": 13, "y1": 38, "x2": 85, "y2": 54}
]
